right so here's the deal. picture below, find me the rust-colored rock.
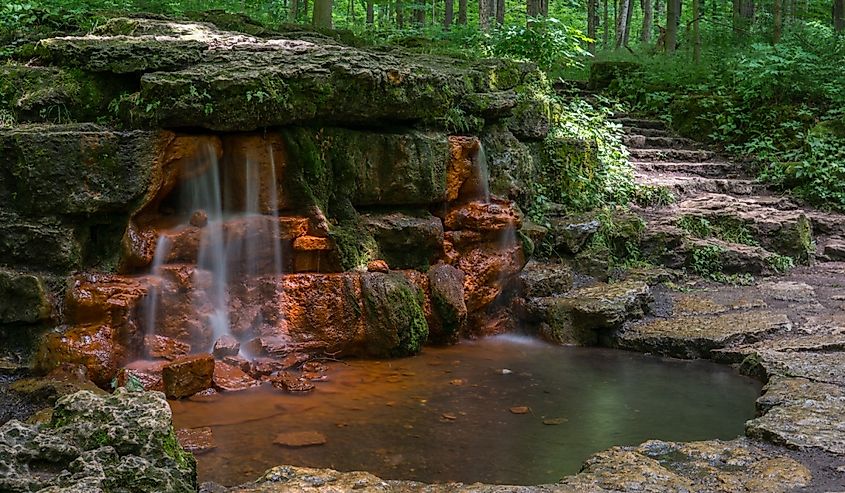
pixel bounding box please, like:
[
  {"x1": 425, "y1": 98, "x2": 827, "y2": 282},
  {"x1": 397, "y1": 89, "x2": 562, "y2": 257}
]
[
  {"x1": 212, "y1": 362, "x2": 259, "y2": 392},
  {"x1": 162, "y1": 353, "x2": 215, "y2": 398},
  {"x1": 64, "y1": 274, "x2": 150, "y2": 346},
  {"x1": 189, "y1": 209, "x2": 208, "y2": 227},
  {"x1": 443, "y1": 199, "x2": 522, "y2": 234},
  {"x1": 212, "y1": 335, "x2": 240, "y2": 359},
  {"x1": 293, "y1": 235, "x2": 333, "y2": 251},
  {"x1": 220, "y1": 133, "x2": 289, "y2": 213},
  {"x1": 144, "y1": 334, "x2": 190, "y2": 360},
  {"x1": 446, "y1": 136, "x2": 482, "y2": 202},
  {"x1": 367, "y1": 260, "x2": 390, "y2": 272},
  {"x1": 35, "y1": 324, "x2": 124, "y2": 387},
  {"x1": 118, "y1": 359, "x2": 166, "y2": 391},
  {"x1": 273, "y1": 430, "x2": 326, "y2": 447},
  {"x1": 176, "y1": 427, "x2": 216, "y2": 454},
  {"x1": 271, "y1": 371, "x2": 316, "y2": 392}
]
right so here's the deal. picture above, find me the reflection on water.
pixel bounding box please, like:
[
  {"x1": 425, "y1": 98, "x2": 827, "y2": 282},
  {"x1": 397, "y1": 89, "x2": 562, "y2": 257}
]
[{"x1": 170, "y1": 336, "x2": 761, "y2": 486}]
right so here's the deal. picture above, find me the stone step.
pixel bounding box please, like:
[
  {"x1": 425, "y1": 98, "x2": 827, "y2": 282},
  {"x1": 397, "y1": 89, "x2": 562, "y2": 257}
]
[
  {"x1": 642, "y1": 193, "x2": 815, "y2": 262},
  {"x1": 624, "y1": 135, "x2": 698, "y2": 150},
  {"x1": 623, "y1": 127, "x2": 674, "y2": 138},
  {"x1": 612, "y1": 117, "x2": 667, "y2": 130},
  {"x1": 634, "y1": 173, "x2": 765, "y2": 197},
  {"x1": 629, "y1": 148, "x2": 717, "y2": 162},
  {"x1": 633, "y1": 161, "x2": 740, "y2": 178}
]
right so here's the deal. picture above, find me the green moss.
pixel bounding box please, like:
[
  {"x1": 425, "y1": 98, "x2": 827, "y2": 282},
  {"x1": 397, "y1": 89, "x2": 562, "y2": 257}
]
[
  {"x1": 162, "y1": 430, "x2": 197, "y2": 473},
  {"x1": 362, "y1": 273, "x2": 429, "y2": 357},
  {"x1": 677, "y1": 215, "x2": 757, "y2": 246},
  {"x1": 328, "y1": 220, "x2": 379, "y2": 271}
]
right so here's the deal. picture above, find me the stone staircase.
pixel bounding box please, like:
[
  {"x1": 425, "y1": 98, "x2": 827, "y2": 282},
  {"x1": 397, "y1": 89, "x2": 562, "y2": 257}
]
[{"x1": 617, "y1": 115, "x2": 845, "y2": 271}]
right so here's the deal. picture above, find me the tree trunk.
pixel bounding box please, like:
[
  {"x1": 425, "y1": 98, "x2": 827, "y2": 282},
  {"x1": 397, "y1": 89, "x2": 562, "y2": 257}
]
[
  {"x1": 480, "y1": 0, "x2": 493, "y2": 28},
  {"x1": 666, "y1": 0, "x2": 678, "y2": 53},
  {"x1": 588, "y1": 0, "x2": 598, "y2": 53},
  {"x1": 541, "y1": 0, "x2": 549, "y2": 16},
  {"x1": 693, "y1": 0, "x2": 701, "y2": 61},
  {"x1": 773, "y1": 0, "x2": 782, "y2": 42},
  {"x1": 414, "y1": 4, "x2": 425, "y2": 24},
  {"x1": 313, "y1": 0, "x2": 332, "y2": 28},
  {"x1": 835, "y1": 0, "x2": 845, "y2": 31},
  {"x1": 623, "y1": 0, "x2": 634, "y2": 45},
  {"x1": 458, "y1": 0, "x2": 468, "y2": 23},
  {"x1": 496, "y1": 0, "x2": 505, "y2": 23},
  {"x1": 444, "y1": 0, "x2": 454, "y2": 27},
  {"x1": 616, "y1": 0, "x2": 631, "y2": 48},
  {"x1": 641, "y1": 0, "x2": 653, "y2": 42},
  {"x1": 528, "y1": 0, "x2": 539, "y2": 17},
  {"x1": 603, "y1": 0, "x2": 611, "y2": 46},
  {"x1": 367, "y1": 0, "x2": 375, "y2": 24},
  {"x1": 289, "y1": 0, "x2": 300, "y2": 22},
  {"x1": 396, "y1": 0, "x2": 404, "y2": 27}
]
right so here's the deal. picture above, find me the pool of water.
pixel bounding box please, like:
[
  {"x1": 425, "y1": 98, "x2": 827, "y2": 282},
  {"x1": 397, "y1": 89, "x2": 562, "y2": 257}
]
[{"x1": 170, "y1": 335, "x2": 762, "y2": 486}]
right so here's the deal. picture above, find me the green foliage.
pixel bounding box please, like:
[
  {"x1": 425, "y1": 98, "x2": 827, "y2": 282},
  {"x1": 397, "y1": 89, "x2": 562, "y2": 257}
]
[
  {"x1": 677, "y1": 215, "x2": 757, "y2": 246},
  {"x1": 490, "y1": 17, "x2": 591, "y2": 72},
  {"x1": 584, "y1": 207, "x2": 649, "y2": 268},
  {"x1": 766, "y1": 253, "x2": 795, "y2": 273},
  {"x1": 632, "y1": 185, "x2": 675, "y2": 207},
  {"x1": 689, "y1": 244, "x2": 753, "y2": 285}
]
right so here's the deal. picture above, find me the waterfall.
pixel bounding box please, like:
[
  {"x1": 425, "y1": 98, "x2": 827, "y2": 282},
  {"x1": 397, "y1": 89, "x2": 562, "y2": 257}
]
[
  {"x1": 476, "y1": 143, "x2": 491, "y2": 204},
  {"x1": 143, "y1": 140, "x2": 286, "y2": 353}
]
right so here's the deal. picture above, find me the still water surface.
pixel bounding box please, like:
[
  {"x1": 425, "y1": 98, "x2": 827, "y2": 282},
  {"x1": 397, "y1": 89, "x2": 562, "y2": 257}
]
[{"x1": 171, "y1": 335, "x2": 761, "y2": 486}]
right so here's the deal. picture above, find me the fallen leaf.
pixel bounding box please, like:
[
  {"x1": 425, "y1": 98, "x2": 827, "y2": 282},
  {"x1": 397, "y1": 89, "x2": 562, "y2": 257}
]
[{"x1": 509, "y1": 406, "x2": 530, "y2": 414}]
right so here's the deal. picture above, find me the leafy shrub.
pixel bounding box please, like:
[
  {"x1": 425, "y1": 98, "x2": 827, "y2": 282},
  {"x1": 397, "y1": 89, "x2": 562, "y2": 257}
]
[{"x1": 490, "y1": 17, "x2": 591, "y2": 71}]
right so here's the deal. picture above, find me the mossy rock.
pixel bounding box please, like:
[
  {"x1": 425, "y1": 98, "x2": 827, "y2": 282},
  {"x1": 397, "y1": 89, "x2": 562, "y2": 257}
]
[
  {"x1": 0, "y1": 270, "x2": 52, "y2": 324},
  {"x1": 669, "y1": 94, "x2": 731, "y2": 141},
  {"x1": 0, "y1": 211, "x2": 83, "y2": 272},
  {"x1": 0, "y1": 125, "x2": 160, "y2": 216},
  {"x1": 482, "y1": 125, "x2": 537, "y2": 204},
  {"x1": 361, "y1": 211, "x2": 444, "y2": 270},
  {"x1": 327, "y1": 218, "x2": 379, "y2": 271},
  {"x1": 361, "y1": 272, "x2": 429, "y2": 357}
]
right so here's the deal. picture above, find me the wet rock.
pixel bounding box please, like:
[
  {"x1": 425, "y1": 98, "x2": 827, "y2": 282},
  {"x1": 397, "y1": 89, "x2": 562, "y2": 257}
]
[
  {"x1": 530, "y1": 280, "x2": 652, "y2": 345},
  {"x1": 118, "y1": 360, "x2": 166, "y2": 391},
  {"x1": 0, "y1": 211, "x2": 84, "y2": 273},
  {"x1": 162, "y1": 354, "x2": 215, "y2": 399},
  {"x1": 144, "y1": 334, "x2": 190, "y2": 360},
  {"x1": 0, "y1": 269, "x2": 52, "y2": 323},
  {"x1": 2, "y1": 373, "x2": 104, "y2": 425},
  {"x1": 212, "y1": 335, "x2": 241, "y2": 359},
  {"x1": 759, "y1": 281, "x2": 818, "y2": 303},
  {"x1": 446, "y1": 135, "x2": 483, "y2": 202},
  {"x1": 35, "y1": 324, "x2": 124, "y2": 387},
  {"x1": 755, "y1": 350, "x2": 845, "y2": 386},
  {"x1": 212, "y1": 362, "x2": 259, "y2": 392},
  {"x1": 746, "y1": 376, "x2": 845, "y2": 455},
  {"x1": 546, "y1": 218, "x2": 600, "y2": 255},
  {"x1": 427, "y1": 263, "x2": 467, "y2": 343},
  {"x1": 561, "y1": 438, "x2": 811, "y2": 492},
  {"x1": 367, "y1": 260, "x2": 390, "y2": 272},
  {"x1": 0, "y1": 388, "x2": 195, "y2": 492},
  {"x1": 246, "y1": 357, "x2": 289, "y2": 380},
  {"x1": 519, "y1": 261, "x2": 574, "y2": 298},
  {"x1": 361, "y1": 272, "x2": 429, "y2": 357},
  {"x1": 443, "y1": 200, "x2": 522, "y2": 235},
  {"x1": 273, "y1": 431, "x2": 327, "y2": 447},
  {"x1": 617, "y1": 311, "x2": 791, "y2": 359},
  {"x1": 270, "y1": 372, "x2": 315, "y2": 393},
  {"x1": 361, "y1": 211, "x2": 444, "y2": 270},
  {"x1": 177, "y1": 427, "x2": 216, "y2": 454},
  {"x1": 481, "y1": 126, "x2": 535, "y2": 202},
  {"x1": 190, "y1": 209, "x2": 209, "y2": 227}
]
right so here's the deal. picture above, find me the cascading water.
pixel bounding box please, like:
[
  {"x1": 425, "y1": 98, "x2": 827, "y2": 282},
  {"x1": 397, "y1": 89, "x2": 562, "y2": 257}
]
[
  {"x1": 143, "y1": 141, "x2": 286, "y2": 352},
  {"x1": 476, "y1": 143, "x2": 492, "y2": 203}
]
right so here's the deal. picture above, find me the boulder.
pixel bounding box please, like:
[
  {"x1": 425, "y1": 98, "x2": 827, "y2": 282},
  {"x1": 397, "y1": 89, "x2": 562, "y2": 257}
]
[
  {"x1": 427, "y1": 263, "x2": 467, "y2": 343},
  {"x1": 144, "y1": 334, "x2": 190, "y2": 360},
  {"x1": 361, "y1": 272, "x2": 429, "y2": 357},
  {"x1": 212, "y1": 362, "x2": 259, "y2": 392},
  {"x1": 212, "y1": 335, "x2": 240, "y2": 359},
  {"x1": 0, "y1": 388, "x2": 196, "y2": 492},
  {"x1": 161, "y1": 354, "x2": 215, "y2": 398},
  {"x1": 0, "y1": 125, "x2": 160, "y2": 215},
  {"x1": 0, "y1": 211, "x2": 83, "y2": 273},
  {"x1": 361, "y1": 211, "x2": 444, "y2": 269},
  {"x1": 35, "y1": 325, "x2": 124, "y2": 387},
  {"x1": 0, "y1": 269, "x2": 52, "y2": 324}
]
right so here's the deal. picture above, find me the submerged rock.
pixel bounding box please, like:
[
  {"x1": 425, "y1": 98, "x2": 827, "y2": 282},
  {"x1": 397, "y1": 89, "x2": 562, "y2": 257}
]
[{"x1": 0, "y1": 388, "x2": 195, "y2": 492}]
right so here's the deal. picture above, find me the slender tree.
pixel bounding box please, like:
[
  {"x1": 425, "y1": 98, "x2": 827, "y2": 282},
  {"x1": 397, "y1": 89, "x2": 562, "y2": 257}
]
[
  {"x1": 444, "y1": 0, "x2": 454, "y2": 27},
  {"x1": 774, "y1": 0, "x2": 783, "y2": 42},
  {"x1": 623, "y1": 0, "x2": 635, "y2": 45},
  {"x1": 480, "y1": 0, "x2": 494, "y2": 28},
  {"x1": 666, "y1": 0, "x2": 678, "y2": 53},
  {"x1": 693, "y1": 0, "x2": 701, "y2": 61},
  {"x1": 588, "y1": 0, "x2": 599, "y2": 53},
  {"x1": 641, "y1": 0, "x2": 654, "y2": 42},
  {"x1": 496, "y1": 0, "x2": 505, "y2": 23},
  {"x1": 396, "y1": 0, "x2": 405, "y2": 27},
  {"x1": 616, "y1": 0, "x2": 632, "y2": 48},
  {"x1": 603, "y1": 0, "x2": 610, "y2": 47},
  {"x1": 289, "y1": 0, "x2": 300, "y2": 22},
  {"x1": 835, "y1": 0, "x2": 845, "y2": 31},
  {"x1": 458, "y1": 0, "x2": 468, "y2": 23},
  {"x1": 313, "y1": 0, "x2": 331, "y2": 28},
  {"x1": 366, "y1": 0, "x2": 375, "y2": 24}
]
